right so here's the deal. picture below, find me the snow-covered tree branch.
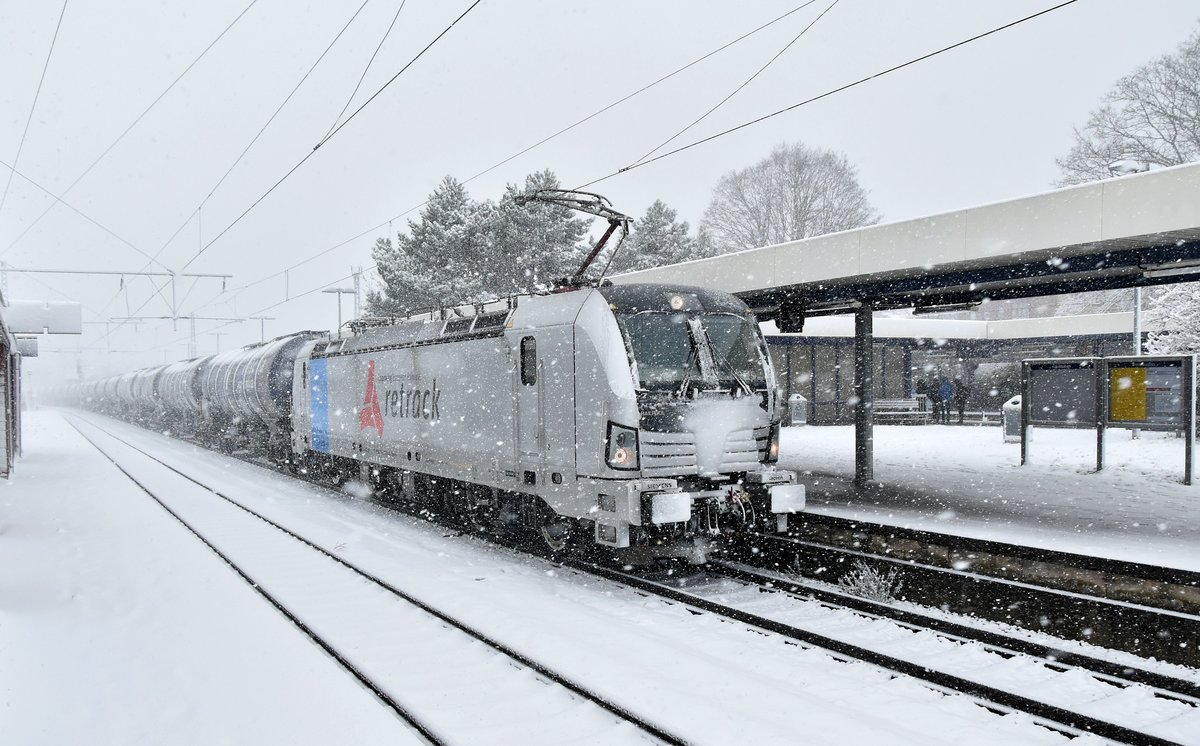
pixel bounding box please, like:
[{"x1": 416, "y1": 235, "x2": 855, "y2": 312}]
[{"x1": 1056, "y1": 23, "x2": 1200, "y2": 185}]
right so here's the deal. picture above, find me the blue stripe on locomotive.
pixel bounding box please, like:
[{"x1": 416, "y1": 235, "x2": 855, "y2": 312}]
[{"x1": 310, "y1": 358, "x2": 330, "y2": 453}]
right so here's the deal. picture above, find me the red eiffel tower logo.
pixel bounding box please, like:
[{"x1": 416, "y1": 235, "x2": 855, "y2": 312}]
[{"x1": 359, "y1": 359, "x2": 384, "y2": 436}]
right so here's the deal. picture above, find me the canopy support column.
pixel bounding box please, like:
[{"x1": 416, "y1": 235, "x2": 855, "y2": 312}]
[{"x1": 854, "y1": 302, "x2": 874, "y2": 486}]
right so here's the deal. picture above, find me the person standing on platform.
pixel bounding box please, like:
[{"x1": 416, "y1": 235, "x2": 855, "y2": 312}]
[
  {"x1": 953, "y1": 377, "x2": 969, "y2": 424},
  {"x1": 938, "y1": 376, "x2": 954, "y2": 424},
  {"x1": 927, "y1": 377, "x2": 942, "y2": 424}
]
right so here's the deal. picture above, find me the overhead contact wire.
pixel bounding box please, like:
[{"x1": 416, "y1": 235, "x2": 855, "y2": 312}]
[
  {"x1": 213, "y1": 0, "x2": 1078, "y2": 344},
  {"x1": 180, "y1": 0, "x2": 486, "y2": 272},
  {"x1": 189, "y1": 2, "x2": 814, "y2": 308},
  {"x1": 93, "y1": 0, "x2": 374, "y2": 327},
  {"x1": 1, "y1": 0, "x2": 262, "y2": 259},
  {"x1": 0, "y1": 0, "x2": 69, "y2": 228},
  {"x1": 321, "y1": 0, "x2": 408, "y2": 142},
  {"x1": 577, "y1": 0, "x2": 1081, "y2": 190},
  {"x1": 629, "y1": 0, "x2": 837, "y2": 168},
  {"x1": 0, "y1": 157, "x2": 171, "y2": 269},
  {"x1": 103, "y1": 1, "x2": 1080, "y2": 358}
]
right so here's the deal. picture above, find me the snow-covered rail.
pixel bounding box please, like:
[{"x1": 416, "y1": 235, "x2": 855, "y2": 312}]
[
  {"x1": 754, "y1": 517, "x2": 1200, "y2": 667},
  {"x1": 568, "y1": 560, "x2": 1200, "y2": 746},
  {"x1": 711, "y1": 561, "x2": 1200, "y2": 702},
  {"x1": 68, "y1": 415, "x2": 687, "y2": 746},
  {"x1": 784, "y1": 512, "x2": 1200, "y2": 610},
  {"x1": 62, "y1": 410, "x2": 1199, "y2": 744}
]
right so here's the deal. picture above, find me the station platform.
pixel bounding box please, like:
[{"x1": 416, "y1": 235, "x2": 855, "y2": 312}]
[{"x1": 779, "y1": 423, "x2": 1200, "y2": 574}]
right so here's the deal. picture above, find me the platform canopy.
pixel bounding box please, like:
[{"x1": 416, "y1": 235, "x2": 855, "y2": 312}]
[{"x1": 613, "y1": 162, "x2": 1200, "y2": 329}]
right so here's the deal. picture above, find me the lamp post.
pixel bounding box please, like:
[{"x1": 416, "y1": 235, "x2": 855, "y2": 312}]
[
  {"x1": 322, "y1": 287, "x2": 356, "y2": 332},
  {"x1": 1108, "y1": 160, "x2": 1152, "y2": 440}
]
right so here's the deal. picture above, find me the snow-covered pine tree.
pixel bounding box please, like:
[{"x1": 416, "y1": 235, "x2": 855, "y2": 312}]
[
  {"x1": 367, "y1": 176, "x2": 492, "y2": 316},
  {"x1": 484, "y1": 170, "x2": 590, "y2": 295},
  {"x1": 606, "y1": 199, "x2": 696, "y2": 275}
]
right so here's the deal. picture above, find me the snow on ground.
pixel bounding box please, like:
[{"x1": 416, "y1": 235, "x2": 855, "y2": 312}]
[
  {"x1": 2, "y1": 410, "x2": 1110, "y2": 744},
  {"x1": 780, "y1": 423, "x2": 1200, "y2": 572},
  {"x1": 0, "y1": 413, "x2": 422, "y2": 745}
]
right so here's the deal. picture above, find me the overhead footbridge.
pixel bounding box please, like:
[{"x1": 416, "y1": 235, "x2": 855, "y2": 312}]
[{"x1": 612, "y1": 163, "x2": 1200, "y2": 484}]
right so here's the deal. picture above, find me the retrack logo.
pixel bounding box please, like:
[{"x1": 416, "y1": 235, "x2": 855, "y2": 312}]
[
  {"x1": 359, "y1": 359, "x2": 384, "y2": 435},
  {"x1": 359, "y1": 359, "x2": 443, "y2": 436}
]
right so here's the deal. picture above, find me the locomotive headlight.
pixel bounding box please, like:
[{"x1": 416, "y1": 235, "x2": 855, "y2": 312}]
[
  {"x1": 766, "y1": 423, "x2": 780, "y2": 463},
  {"x1": 605, "y1": 422, "x2": 639, "y2": 470}
]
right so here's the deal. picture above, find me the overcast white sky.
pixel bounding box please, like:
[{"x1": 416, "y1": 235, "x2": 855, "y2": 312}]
[{"x1": 2, "y1": 0, "x2": 1197, "y2": 381}]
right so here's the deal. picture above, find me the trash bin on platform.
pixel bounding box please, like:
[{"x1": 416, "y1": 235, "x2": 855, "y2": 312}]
[
  {"x1": 787, "y1": 394, "x2": 808, "y2": 426},
  {"x1": 1002, "y1": 395, "x2": 1021, "y2": 443}
]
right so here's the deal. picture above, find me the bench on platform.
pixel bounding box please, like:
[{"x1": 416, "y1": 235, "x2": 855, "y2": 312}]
[{"x1": 873, "y1": 397, "x2": 930, "y2": 425}]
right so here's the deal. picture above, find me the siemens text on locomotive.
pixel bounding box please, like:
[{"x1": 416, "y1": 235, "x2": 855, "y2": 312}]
[{"x1": 76, "y1": 282, "x2": 804, "y2": 562}]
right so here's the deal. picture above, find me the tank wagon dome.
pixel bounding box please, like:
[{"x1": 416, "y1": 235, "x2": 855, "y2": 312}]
[{"x1": 599, "y1": 283, "x2": 751, "y2": 315}]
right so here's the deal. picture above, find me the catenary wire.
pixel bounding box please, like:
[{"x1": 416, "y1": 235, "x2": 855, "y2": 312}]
[
  {"x1": 87, "y1": 0, "x2": 472, "y2": 352},
  {"x1": 576, "y1": 0, "x2": 1081, "y2": 190},
  {"x1": 186, "y1": 2, "x2": 816, "y2": 309},
  {"x1": 108, "y1": 1, "x2": 1079, "y2": 357},
  {"x1": 320, "y1": 0, "x2": 408, "y2": 142},
  {"x1": 90, "y1": 0, "x2": 374, "y2": 324},
  {"x1": 197, "y1": 0, "x2": 1064, "y2": 312},
  {"x1": 0, "y1": 0, "x2": 69, "y2": 228},
  {"x1": 179, "y1": 0, "x2": 485, "y2": 272},
  {"x1": 0, "y1": 0, "x2": 261, "y2": 260},
  {"x1": 629, "y1": 0, "x2": 837, "y2": 168},
  {"x1": 0, "y1": 157, "x2": 172, "y2": 271}
]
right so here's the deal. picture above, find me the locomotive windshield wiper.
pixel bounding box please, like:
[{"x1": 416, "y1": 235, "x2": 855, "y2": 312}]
[
  {"x1": 702, "y1": 327, "x2": 754, "y2": 397},
  {"x1": 677, "y1": 343, "x2": 699, "y2": 398}
]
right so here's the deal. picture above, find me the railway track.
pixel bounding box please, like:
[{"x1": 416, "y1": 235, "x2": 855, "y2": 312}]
[
  {"x1": 69, "y1": 416, "x2": 684, "y2": 746},
  {"x1": 562, "y1": 558, "x2": 1199, "y2": 746},
  {"x1": 712, "y1": 560, "x2": 1200, "y2": 701},
  {"x1": 742, "y1": 518, "x2": 1200, "y2": 667},
  {"x1": 72, "y1": 412, "x2": 1200, "y2": 745},
  {"x1": 784, "y1": 512, "x2": 1200, "y2": 610}
]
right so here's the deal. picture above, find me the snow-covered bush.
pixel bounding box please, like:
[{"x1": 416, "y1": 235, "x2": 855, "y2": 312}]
[{"x1": 837, "y1": 559, "x2": 903, "y2": 603}]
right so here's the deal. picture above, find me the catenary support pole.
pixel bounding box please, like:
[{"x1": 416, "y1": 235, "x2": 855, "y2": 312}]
[
  {"x1": 1186, "y1": 356, "x2": 1195, "y2": 486},
  {"x1": 1096, "y1": 360, "x2": 1106, "y2": 473},
  {"x1": 1020, "y1": 362, "x2": 1030, "y2": 466}
]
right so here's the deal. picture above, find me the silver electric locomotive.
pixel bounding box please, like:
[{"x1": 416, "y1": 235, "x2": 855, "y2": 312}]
[{"x1": 292, "y1": 282, "x2": 803, "y2": 561}]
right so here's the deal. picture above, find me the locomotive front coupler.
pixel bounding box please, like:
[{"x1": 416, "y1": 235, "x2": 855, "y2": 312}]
[{"x1": 744, "y1": 468, "x2": 805, "y2": 532}]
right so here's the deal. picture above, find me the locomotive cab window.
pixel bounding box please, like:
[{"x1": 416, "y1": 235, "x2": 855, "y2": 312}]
[
  {"x1": 703, "y1": 313, "x2": 768, "y2": 389},
  {"x1": 617, "y1": 312, "x2": 699, "y2": 388},
  {"x1": 520, "y1": 336, "x2": 536, "y2": 385}
]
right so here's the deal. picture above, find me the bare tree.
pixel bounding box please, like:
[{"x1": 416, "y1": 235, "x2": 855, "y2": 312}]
[
  {"x1": 1056, "y1": 23, "x2": 1200, "y2": 185},
  {"x1": 1041, "y1": 22, "x2": 1200, "y2": 322},
  {"x1": 700, "y1": 142, "x2": 879, "y2": 254}
]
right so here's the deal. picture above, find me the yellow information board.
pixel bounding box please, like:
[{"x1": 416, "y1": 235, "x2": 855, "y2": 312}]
[{"x1": 1109, "y1": 366, "x2": 1147, "y2": 421}]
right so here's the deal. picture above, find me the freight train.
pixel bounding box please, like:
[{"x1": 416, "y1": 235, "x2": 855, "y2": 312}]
[{"x1": 76, "y1": 282, "x2": 804, "y2": 562}]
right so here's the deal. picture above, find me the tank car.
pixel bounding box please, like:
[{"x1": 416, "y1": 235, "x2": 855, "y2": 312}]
[
  {"x1": 196, "y1": 332, "x2": 321, "y2": 459},
  {"x1": 156, "y1": 357, "x2": 209, "y2": 435},
  {"x1": 292, "y1": 283, "x2": 803, "y2": 562}
]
